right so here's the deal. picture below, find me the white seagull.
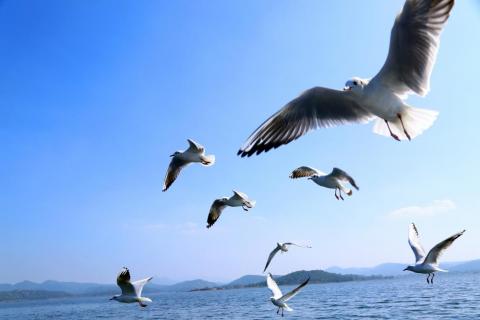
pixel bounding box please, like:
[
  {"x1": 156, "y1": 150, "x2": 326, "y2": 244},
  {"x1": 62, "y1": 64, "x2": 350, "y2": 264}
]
[
  {"x1": 264, "y1": 242, "x2": 312, "y2": 272},
  {"x1": 290, "y1": 166, "x2": 359, "y2": 200},
  {"x1": 238, "y1": 0, "x2": 454, "y2": 157},
  {"x1": 163, "y1": 139, "x2": 215, "y2": 191},
  {"x1": 110, "y1": 267, "x2": 153, "y2": 307},
  {"x1": 404, "y1": 223, "x2": 465, "y2": 284},
  {"x1": 206, "y1": 190, "x2": 256, "y2": 228},
  {"x1": 267, "y1": 273, "x2": 310, "y2": 317}
]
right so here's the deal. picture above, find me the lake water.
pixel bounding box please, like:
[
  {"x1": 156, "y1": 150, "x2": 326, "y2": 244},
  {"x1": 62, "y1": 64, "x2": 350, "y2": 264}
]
[{"x1": 1, "y1": 273, "x2": 479, "y2": 319}]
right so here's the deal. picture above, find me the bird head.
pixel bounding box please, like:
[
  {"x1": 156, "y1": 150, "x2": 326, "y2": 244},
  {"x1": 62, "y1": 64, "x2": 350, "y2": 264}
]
[
  {"x1": 110, "y1": 295, "x2": 119, "y2": 301},
  {"x1": 170, "y1": 151, "x2": 181, "y2": 157},
  {"x1": 403, "y1": 266, "x2": 414, "y2": 272},
  {"x1": 343, "y1": 77, "x2": 368, "y2": 93}
]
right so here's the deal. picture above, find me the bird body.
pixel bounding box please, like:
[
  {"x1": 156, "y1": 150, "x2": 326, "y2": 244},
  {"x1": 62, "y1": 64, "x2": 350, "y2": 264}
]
[
  {"x1": 206, "y1": 190, "x2": 256, "y2": 228},
  {"x1": 264, "y1": 242, "x2": 312, "y2": 272},
  {"x1": 267, "y1": 273, "x2": 309, "y2": 317},
  {"x1": 404, "y1": 223, "x2": 465, "y2": 284},
  {"x1": 290, "y1": 166, "x2": 359, "y2": 200},
  {"x1": 111, "y1": 267, "x2": 153, "y2": 307},
  {"x1": 238, "y1": 0, "x2": 453, "y2": 156},
  {"x1": 163, "y1": 139, "x2": 215, "y2": 191}
]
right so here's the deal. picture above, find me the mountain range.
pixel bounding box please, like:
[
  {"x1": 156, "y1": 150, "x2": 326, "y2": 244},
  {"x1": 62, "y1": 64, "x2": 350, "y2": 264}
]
[
  {"x1": 326, "y1": 259, "x2": 480, "y2": 276},
  {"x1": 2, "y1": 259, "x2": 479, "y2": 301}
]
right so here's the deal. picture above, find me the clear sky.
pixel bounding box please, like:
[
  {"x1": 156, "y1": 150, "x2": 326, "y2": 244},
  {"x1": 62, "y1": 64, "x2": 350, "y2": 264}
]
[{"x1": 1, "y1": 0, "x2": 479, "y2": 284}]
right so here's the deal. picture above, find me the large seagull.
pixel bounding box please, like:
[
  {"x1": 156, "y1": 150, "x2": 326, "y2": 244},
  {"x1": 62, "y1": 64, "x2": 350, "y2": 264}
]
[
  {"x1": 238, "y1": 0, "x2": 454, "y2": 157},
  {"x1": 403, "y1": 223, "x2": 465, "y2": 284}
]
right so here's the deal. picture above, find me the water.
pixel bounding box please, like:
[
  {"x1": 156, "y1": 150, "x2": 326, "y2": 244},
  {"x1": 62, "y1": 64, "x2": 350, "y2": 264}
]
[{"x1": 1, "y1": 273, "x2": 479, "y2": 319}]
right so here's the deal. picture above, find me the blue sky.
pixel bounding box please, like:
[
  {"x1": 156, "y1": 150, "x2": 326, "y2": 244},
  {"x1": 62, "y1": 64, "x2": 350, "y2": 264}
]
[{"x1": 1, "y1": 0, "x2": 479, "y2": 284}]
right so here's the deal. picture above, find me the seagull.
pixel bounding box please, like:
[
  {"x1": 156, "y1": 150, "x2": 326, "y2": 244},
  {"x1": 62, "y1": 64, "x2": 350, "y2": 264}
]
[
  {"x1": 289, "y1": 166, "x2": 359, "y2": 200},
  {"x1": 264, "y1": 242, "x2": 312, "y2": 272},
  {"x1": 267, "y1": 273, "x2": 310, "y2": 317},
  {"x1": 206, "y1": 190, "x2": 256, "y2": 228},
  {"x1": 238, "y1": 0, "x2": 454, "y2": 157},
  {"x1": 163, "y1": 139, "x2": 215, "y2": 191},
  {"x1": 403, "y1": 223, "x2": 465, "y2": 284},
  {"x1": 110, "y1": 267, "x2": 153, "y2": 307}
]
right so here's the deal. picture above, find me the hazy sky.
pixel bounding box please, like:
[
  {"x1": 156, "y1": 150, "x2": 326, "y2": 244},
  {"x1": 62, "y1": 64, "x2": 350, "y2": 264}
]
[{"x1": 1, "y1": 0, "x2": 479, "y2": 284}]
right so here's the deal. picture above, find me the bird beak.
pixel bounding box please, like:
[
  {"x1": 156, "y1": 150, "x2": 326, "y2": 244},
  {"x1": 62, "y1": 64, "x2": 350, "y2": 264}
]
[
  {"x1": 343, "y1": 86, "x2": 352, "y2": 91},
  {"x1": 403, "y1": 267, "x2": 408, "y2": 271},
  {"x1": 109, "y1": 297, "x2": 114, "y2": 300}
]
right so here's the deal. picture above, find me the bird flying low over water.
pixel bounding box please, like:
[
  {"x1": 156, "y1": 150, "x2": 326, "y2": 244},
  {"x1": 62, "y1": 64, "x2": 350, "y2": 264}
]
[
  {"x1": 163, "y1": 139, "x2": 215, "y2": 191},
  {"x1": 267, "y1": 273, "x2": 310, "y2": 317},
  {"x1": 404, "y1": 223, "x2": 465, "y2": 284},
  {"x1": 290, "y1": 167, "x2": 359, "y2": 200},
  {"x1": 264, "y1": 242, "x2": 312, "y2": 273},
  {"x1": 238, "y1": 0, "x2": 454, "y2": 157},
  {"x1": 110, "y1": 267, "x2": 153, "y2": 307},
  {"x1": 206, "y1": 190, "x2": 256, "y2": 228}
]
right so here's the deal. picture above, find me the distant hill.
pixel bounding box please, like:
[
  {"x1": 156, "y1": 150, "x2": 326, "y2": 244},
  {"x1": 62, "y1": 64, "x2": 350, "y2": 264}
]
[
  {"x1": 167, "y1": 279, "x2": 220, "y2": 291},
  {"x1": 0, "y1": 290, "x2": 71, "y2": 301},
  {"x1": 326, "y1": 263, "x2": 406, "y2": 276},
  {"x1": 326, "y1": 261, "x2": 473, "y2": 276},
  {"x1": 224, "y1": 275, "x2": 265, "y2": 288},
  {"x1": 450, "y1": 259, "x2": 480, "y2": 273}
]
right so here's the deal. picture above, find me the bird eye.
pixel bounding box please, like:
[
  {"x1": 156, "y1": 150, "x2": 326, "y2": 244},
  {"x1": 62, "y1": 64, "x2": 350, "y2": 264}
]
[{"x1": 353, "y1": 81, "x2": 358, "y2": 85}]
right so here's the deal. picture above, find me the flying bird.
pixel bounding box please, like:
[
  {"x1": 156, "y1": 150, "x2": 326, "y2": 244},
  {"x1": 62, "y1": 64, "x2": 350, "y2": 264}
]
[
  {"x1": 290, "y1": 167, "x2": 359, "y2": 200},
  {"x1": 403, "y1": 223, "x2": 465, "y2": 284},
  {"x1": 264, "y1": 242, "x2": 312, "y2": 272},
  {"x1": 238, "y1": 0, "x2": 454, "y2": 157},
  {"x1": 267, "y1": 273, "x2": 310, "y2": 317},
  {"x1": 206, "y1": 190, "x2": 256, "y2": 228},
  {"x1": 110, "y1": 267, "x2": 153, "y2": 307},
  {"x1": 163, "y1": 139, "x2": 215, "y2": 191}
]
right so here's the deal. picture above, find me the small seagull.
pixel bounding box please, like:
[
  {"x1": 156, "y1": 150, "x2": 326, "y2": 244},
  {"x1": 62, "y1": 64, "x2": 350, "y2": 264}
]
[
  {"x1": 290, "y1": 166, "x2": 359, "y2": 200},
  {"x1": 403, "y1": 223, "x2": 465, "y2": 284},
  {"x1": 206, "y1": 190, "x2": 256, "y2": 228},
  {"x1": 267, "y1": 273, "x2": 310, "y2": 317},
  {"x1": 238, "y1": 0, "x2": 454, "y2": 157},
  {"x1": 110, "y1": 267, "x2": 153, "y2": 307},
  {"x1": 163, "y1": 139, "x2": 215, "y2": 191},
  {"x1": 264, "y1": 242, "x2": 312, "y2": 272}
]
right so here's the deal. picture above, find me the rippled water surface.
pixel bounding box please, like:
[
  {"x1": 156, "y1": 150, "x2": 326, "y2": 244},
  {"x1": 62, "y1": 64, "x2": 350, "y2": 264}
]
[{"x1": 1, "y1": 273, "x2": 479, "y2": 319}]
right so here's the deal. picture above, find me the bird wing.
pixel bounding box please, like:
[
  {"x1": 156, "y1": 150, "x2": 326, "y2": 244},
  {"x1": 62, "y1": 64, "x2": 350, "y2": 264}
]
[
  {"x1": 206, "y1": 199, "x2": 227, "y2": 228},
  {"x1": 330, "y1": 168, "x2": 359, "y2": 190},
  {"x1": 132, "y1": 277, "x2": 153, "y2": 297},
  {"x1": 232, "y1": 190, "x2": 248, "y2": 201},
  {"x1": 283, "y1": 242, "x2": 312, "y2": 249},
  {"x1": 408, "y1": 223, "x2": 427, "y2": 264},
  {"x1": 372, "y1": 0, "x2": 454, "y2": 97},
  {"x1": 162, "y1": 157, "x2": 188, "y2": 192},
  {"x1": 266, "y1": 273, "x2": 283, "y2": 299},
  {"x1": 263, "y1": 246, "x2": 281, "y2": 272},
  {"x1": 424, "y1": 229, "x2": 465, "y2": 265},
  {"x1": 280, "y1": 276, "x2": 310, "y2": 302},
  {"x1": 237, "y1": 87, "x2": 373, "y2": 157},
  {"x1": 289, "y1": 166, "x2": 323, "y2": 179},
  {"x1": 187, "y1": 139, "x2": 205, "y2": 153},
  {"x1": 116, "y1": 267, "x2": 135, "y2": 296}
]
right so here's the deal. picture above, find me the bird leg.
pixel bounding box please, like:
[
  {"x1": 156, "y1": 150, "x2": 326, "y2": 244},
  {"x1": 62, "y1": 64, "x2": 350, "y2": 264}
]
[
  {"x1": 277, "y1": 308, "x2": 280, "y2": 314},
  {"x1": 397, "y1": 113, "x2": 411, "y2": 141},
  {"x1": 242, "y1": 205, "x2": 249, "y2": 211},
  {"x1": 431, "y1": 273, "x2": 435, "y2": 284},
  {"x1": 338, "y1": 189, "x2": 344, "y2": 201},
  {"x1": 281, "y1": 308, "x2": 284, "y2": 317},
  {"x1": 138, "y1": 302, "x2": 147, "y2": 307},
  {"x1": 426, "y1": 274, "x2": 430, "y2": 284},
  {"x1": 385, "y1": 120, "x2": 400, "y2": 141},
  {"x1": 334, "y1": 188, "x2": 340, "y2": 200}
]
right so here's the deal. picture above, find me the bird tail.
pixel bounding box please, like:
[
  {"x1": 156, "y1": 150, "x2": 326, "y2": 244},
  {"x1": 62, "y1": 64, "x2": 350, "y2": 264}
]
[
  {"x1": 284, "y1": 304, "x2": 293, "y2": 312},
  {"x1": 200, "y1": 154, "x2": 215, "y2": 166},
  {"x1": 373, "y1": 106, "x2": 438, "y2": 140}
]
